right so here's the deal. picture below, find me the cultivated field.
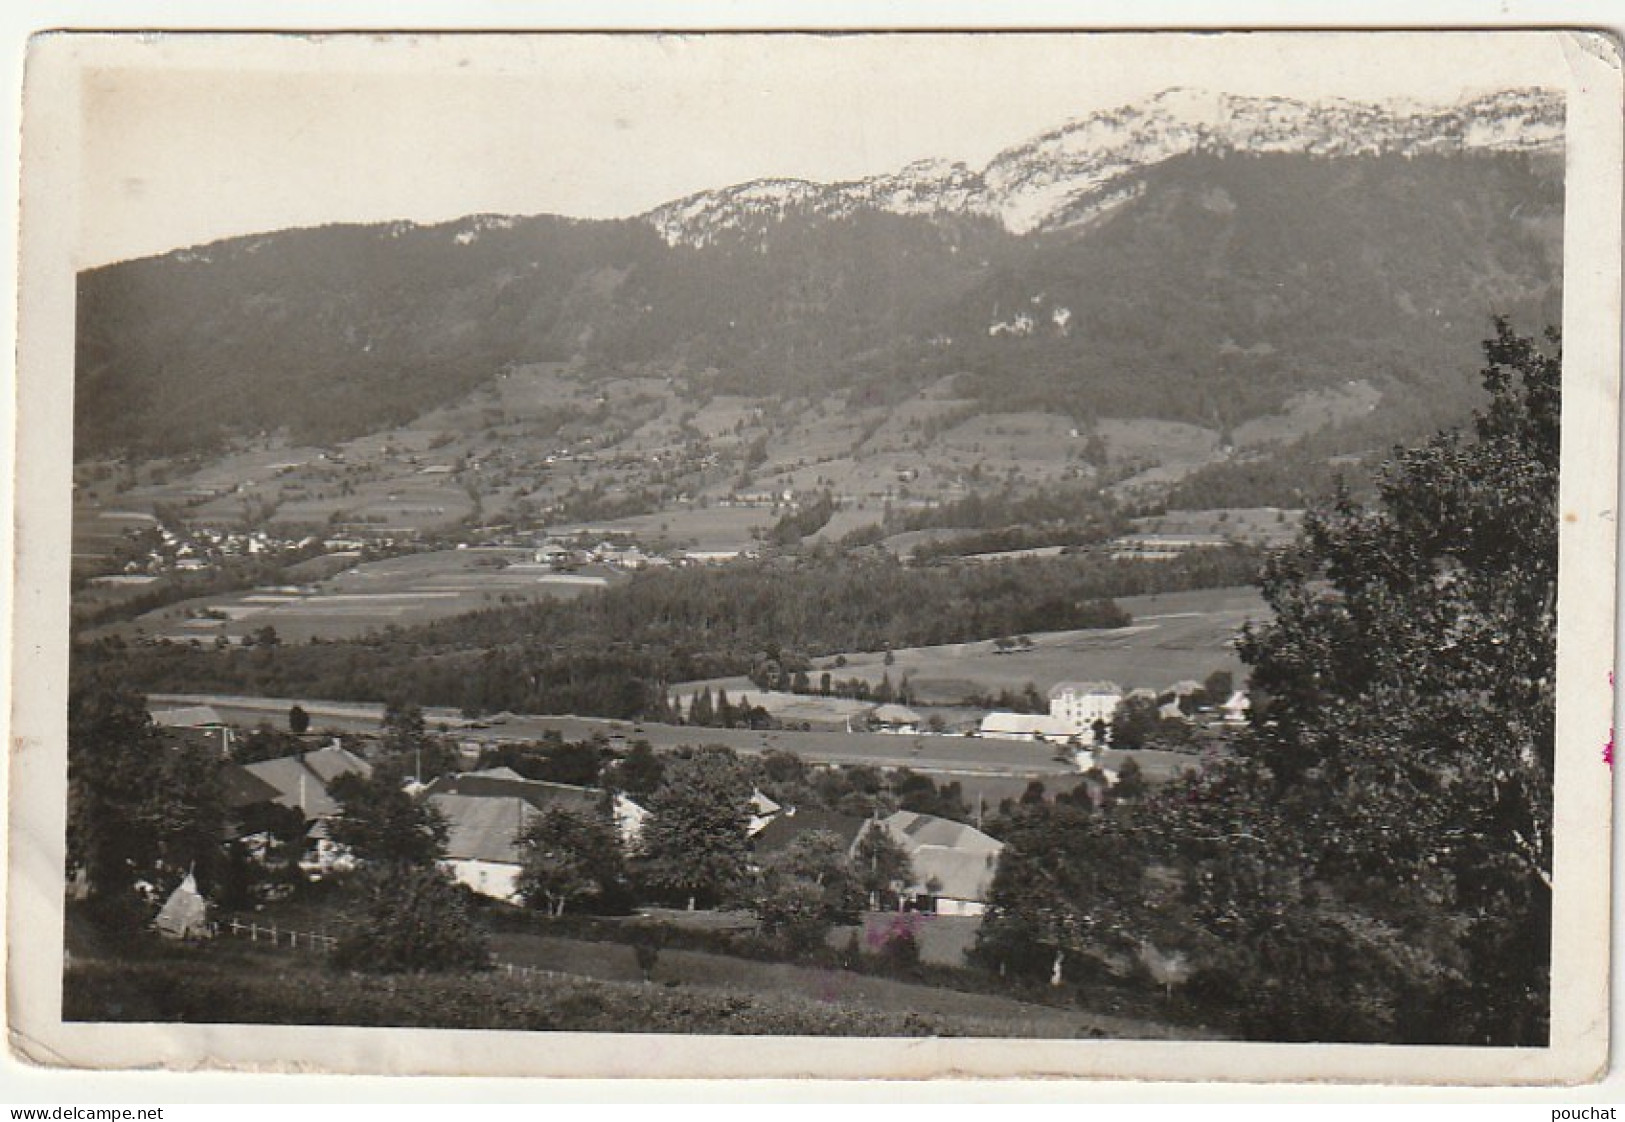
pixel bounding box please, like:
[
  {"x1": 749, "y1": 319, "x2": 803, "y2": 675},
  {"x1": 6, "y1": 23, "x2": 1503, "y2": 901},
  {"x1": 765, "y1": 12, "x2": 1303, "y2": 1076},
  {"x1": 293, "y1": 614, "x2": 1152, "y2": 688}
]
[
  {"x1": 547, "y1": 507, "x2": 770, "y2": 553},
  {"x1": 674, "y1": 586, "x2": 1266, "y2": 708},
  {"x1": 112, "y1": 549, "x2": 622, "y2": 644}
]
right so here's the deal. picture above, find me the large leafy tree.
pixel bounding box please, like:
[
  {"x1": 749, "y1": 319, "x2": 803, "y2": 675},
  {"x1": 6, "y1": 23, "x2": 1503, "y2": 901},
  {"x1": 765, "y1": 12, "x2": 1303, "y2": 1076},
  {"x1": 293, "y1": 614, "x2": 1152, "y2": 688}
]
[
  {"x1": 67, "y1": 681, "x2": 225, "y2": 925},
  {"x1": 853, "y1": 824, "x2": 914, "y2": 911},
  {"x1": 752, "y1": 829, "x2": 866, "y2": 951},
  {"x1": 973, "y1": 800, "x2": 1150, "y2": 985},
  {"x1": 516, "y1": 806, "x2": 628, "y2": 916},
  {"x1": 1234, "y1": 319, "x2": 1559, "y2": 1044},
  {"x1": 327, "y1": 772, "x2": 448, "y2": 867},
  {"x1": 635, "y1": 747, "x2": 752, "y2": 909},
  {"x1": 331, "y1": 863, "x2": 491, "y2": 974}
]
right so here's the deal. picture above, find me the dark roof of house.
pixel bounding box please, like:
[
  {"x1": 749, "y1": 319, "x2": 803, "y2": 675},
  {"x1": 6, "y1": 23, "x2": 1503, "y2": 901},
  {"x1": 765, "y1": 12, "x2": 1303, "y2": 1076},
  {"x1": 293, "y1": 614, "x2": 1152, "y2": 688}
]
[
  {"x1": 423, "y1": 772, "x2": 608, "y2": 818},
  {"x1": 218, "y1": 763, "x2": 284, "y2": 810},
  {"x1": 428, "y1": 793, "x2": 539, "y2": 865},
  {"x1": 241, "y1": 745, "x2": 373, "y2": 819},
  {"x1": 751, "y1": 807, "x2": 867, "y2": 857},
  {"x1": 151, "y1": 705, "x2": 226, "y2": 728}
]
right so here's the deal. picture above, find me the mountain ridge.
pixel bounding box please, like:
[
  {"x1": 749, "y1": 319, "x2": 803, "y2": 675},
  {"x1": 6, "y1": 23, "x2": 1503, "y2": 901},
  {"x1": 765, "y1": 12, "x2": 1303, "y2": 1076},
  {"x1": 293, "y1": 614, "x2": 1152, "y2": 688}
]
[
  {"x1": 74, "y1": 87, "x2": 1563, "y2": 466},
  {"x1": 643, "y1": 87, "x2": 1563, "y2": 245},
  {"x1": 123, "y1": 86, "x2": 1563, "y2": 269}
]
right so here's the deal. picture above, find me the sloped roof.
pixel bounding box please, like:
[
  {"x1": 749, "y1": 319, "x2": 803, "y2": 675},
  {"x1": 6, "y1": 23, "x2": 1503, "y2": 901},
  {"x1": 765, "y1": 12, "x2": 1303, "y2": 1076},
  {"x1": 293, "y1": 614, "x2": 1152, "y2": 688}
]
[
  {"x1": 423, "y1": 772, "x2": 608, "y2": 817},
  {"x1": 300, "y1": 745, "x2": 375, "y2": 784},
  {"x1": 218, "y1": 763, "x2": 284, "y2": 810},
  {"x1": 151, "y1": 705, "x2": 225, "y2": 728},
  {"x1": 880, "y1": 810, "x2": 1002, "y2": 854},
  {"x1": 870, "y1": 704, "x2": 922, "y2": 725},
  {"x1": 468, "y1": 765, "x2": 527, "y2": 781},
  {"x1": 1047, "y1": 681, "x2": 1122, "y2": 700},
  {"x1": 752, "y1": 807, "x2": 867, "y2": 857},
  {"x1": 979, "y1": 712, "x2": 1072, "y2": 738},
  {"x1": 429, "y1": 793, "x2": 539, "y2": 865},
  {"x1": 242, "y1": 747, "x2": 372, "y2": 819},
  {"x1": 155, "y1": 873, "x2": 210, "y2": 938}
]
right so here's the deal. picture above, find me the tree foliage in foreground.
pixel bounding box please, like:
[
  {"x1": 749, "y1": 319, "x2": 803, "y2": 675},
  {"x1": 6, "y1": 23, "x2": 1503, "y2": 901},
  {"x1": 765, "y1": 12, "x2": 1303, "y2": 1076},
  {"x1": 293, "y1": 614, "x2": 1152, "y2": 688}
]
[
  {"x1": 1233, "y1": 318, "x2": 1558, "y2": 1044},
  {"x1": 634, "y1": 748, "x2": 752, "y2": 910},
  {"x1": 67, "y1": 682, "x2": 225, "y2": 926},
  {"x1": 752, "y1": 830, "x2": 866, "y2": 952},
  {"x1": 331, "y1": 863, "x2": 491, "y2": 975},
  {"x1": 516, "y1": 806, "x2": 629, "y2": 917},
  {"x1": 976, "y1": 322, "x2": 1559, "y2": 1044},
  {"x1": 327, "y1": 772, "x2": 448, "y2": 867}
]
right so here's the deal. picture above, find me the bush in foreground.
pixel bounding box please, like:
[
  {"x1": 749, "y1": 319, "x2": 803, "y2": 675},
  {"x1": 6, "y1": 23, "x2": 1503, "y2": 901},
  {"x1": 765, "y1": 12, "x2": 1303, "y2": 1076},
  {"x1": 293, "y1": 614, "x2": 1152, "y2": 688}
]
[{"x1": 331, "y1": 864, "x2": 491, "y2": 974}]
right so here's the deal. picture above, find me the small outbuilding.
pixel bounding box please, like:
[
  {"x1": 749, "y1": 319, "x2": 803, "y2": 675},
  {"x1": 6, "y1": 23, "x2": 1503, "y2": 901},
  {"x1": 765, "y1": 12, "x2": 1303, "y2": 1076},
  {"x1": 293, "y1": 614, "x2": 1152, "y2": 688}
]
[{"x1": 154, "y1": 873, "x2": 211, "y2": 940}]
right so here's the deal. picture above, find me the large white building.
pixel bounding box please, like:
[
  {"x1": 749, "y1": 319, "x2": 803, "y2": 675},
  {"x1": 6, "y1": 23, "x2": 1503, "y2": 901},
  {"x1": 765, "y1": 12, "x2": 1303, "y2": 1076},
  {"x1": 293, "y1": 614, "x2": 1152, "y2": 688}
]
[{"x1": 1047, "y1": 680, "x2": 1123, "y2": 735}]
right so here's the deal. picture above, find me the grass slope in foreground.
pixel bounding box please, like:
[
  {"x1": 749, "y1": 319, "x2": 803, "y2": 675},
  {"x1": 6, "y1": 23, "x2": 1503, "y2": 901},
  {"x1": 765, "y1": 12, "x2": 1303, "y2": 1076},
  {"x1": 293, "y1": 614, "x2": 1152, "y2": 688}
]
[{"x1": 64, "y1": 934, "x2": 1214, "y2": 1039}]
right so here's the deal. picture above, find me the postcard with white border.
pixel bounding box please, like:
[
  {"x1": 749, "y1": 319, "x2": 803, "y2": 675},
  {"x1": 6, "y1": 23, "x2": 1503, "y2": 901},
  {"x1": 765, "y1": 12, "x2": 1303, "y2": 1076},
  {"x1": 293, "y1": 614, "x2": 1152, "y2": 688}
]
[{"x1": 8, "y1": 26, "x2": 1619, "y2": 1084}]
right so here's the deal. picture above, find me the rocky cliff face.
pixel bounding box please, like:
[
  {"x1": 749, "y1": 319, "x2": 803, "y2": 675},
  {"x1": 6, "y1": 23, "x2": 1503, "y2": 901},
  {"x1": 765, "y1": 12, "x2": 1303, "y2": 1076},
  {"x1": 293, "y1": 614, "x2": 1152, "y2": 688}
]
[{"x1": 643, "y1": 88, "x2": 1563, "y2": 245}]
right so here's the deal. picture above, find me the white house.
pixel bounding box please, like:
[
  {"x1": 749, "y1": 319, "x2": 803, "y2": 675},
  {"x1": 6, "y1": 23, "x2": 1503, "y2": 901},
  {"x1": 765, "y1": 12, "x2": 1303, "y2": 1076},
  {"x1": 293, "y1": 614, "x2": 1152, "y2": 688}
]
[
  {"x1": 429, "y1": 792, "x2": 538, "y2": 901},
  {"x1": 1221, "y1": 690, "x2": 1251, "y2": 725},
  {"x1": 1047, "y1": 681, "x2": 1123, "y2": 735},
  {"x1": 425, "y1": 770, "x2": 648, "y2": 901},
  {"x1": 868, "y1": 810, "x2": 1004, "y2": 917}
]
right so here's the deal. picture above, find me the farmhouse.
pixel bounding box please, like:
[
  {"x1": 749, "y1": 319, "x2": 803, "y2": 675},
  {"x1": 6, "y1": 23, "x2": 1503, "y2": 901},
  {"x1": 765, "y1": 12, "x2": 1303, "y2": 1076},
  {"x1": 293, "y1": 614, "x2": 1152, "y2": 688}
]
[
  {"x1": 428, "y1": 793, "x2": 540, "y2": 901},
  {"x1": 230, "y1": 743, "x2": 375, "y2": 874},
  {"x1": 151, "y1": 704, "x2": 226, "y2": 729},
  {"x1": 150, "y1": 705, "x2": 236, "y2": 756},
  {"x1": 867, "y1": 810, "x2": 1003, "y2": 917},
  {"x1": 238, "y1": 743, "x2": 374, "y2": 820},
  {"x1": 425, "y1": 770, "x2": 648, "y2": 900},
  {"x1": 425, "y1": 769, "x2": 647, "y2": 847},
  {"x1": 868, "y1": 703, "x2": 922, "y2": 733}
]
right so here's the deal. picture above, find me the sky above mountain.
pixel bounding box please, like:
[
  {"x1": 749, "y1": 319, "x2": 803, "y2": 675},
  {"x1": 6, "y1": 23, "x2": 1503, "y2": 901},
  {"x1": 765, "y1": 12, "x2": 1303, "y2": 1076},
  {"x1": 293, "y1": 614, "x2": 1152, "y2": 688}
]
[{"x1": 76, "y1": 30, "x2": 1576, "y2": 267}]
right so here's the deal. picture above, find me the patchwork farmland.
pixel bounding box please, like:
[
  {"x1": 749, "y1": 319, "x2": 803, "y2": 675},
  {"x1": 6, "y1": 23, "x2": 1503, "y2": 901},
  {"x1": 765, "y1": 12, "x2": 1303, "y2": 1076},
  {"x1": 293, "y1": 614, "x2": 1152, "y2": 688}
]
[
  {"x1": 106, "y1": 548, "x2": 624, "y2": 644},
  {"x1": 673, "y1": 585, "x2": 1266, "y2": 709}
]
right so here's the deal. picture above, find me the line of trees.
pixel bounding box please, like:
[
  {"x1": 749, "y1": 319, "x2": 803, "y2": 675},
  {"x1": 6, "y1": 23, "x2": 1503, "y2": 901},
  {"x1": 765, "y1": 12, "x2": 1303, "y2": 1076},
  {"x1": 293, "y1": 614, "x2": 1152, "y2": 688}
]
[{"x1": 74, "y1": 544, "x2": 1262, "y2": 721}]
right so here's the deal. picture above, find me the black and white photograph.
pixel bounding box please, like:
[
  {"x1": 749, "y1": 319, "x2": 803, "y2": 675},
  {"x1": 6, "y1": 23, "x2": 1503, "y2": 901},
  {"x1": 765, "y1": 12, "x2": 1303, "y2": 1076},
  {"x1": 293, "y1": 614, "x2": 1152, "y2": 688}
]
[{"x1": 7, "y1": 26, "x2": 1619, "y2": 1084}]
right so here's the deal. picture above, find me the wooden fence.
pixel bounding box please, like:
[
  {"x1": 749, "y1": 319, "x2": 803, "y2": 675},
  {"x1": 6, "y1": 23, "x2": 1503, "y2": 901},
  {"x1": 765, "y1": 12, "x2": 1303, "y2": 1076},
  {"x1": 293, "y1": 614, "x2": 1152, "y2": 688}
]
[
  {"x1": 212, "y1": 916, "x2": 578, "y2": 983},
  {"x1": 213, "y1": 917, "x2": 338, "y2": 952}
]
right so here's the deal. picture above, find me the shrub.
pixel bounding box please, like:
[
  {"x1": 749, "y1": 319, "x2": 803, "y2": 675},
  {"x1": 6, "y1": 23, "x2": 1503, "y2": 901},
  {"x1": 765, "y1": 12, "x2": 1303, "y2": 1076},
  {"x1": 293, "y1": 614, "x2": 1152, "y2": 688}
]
[{"x1": 331, "y1": 864, "x2": 491, "y2": 974}]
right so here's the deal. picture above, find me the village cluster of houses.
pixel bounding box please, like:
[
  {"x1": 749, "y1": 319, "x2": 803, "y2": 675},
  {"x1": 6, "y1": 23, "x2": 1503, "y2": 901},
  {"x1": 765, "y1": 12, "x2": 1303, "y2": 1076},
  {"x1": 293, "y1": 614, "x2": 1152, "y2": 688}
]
[
  {"x1": 529, "y1": 536, "x2": 754, "y2": 571},
  {"x1": 105, "y1": 521, "x2": 322, "y2": 578},
  {"x1": 187, "y1": 727, "x2": 1005, "y2": 922}
]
